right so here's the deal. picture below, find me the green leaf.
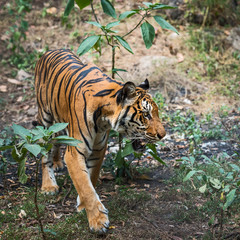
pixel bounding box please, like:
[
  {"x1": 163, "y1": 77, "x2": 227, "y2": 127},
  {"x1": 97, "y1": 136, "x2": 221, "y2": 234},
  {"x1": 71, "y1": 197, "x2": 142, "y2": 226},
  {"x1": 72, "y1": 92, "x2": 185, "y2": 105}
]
[
  {"x1": 77, "y1": 35, "x2": 101, "y2": 56},
  {"x1": 140, "y1": 22, "x2": 155, "y2": 49},
  {"x1": 24, "y1": 144, "x2": 41, "y2": 157},
  {"x1": 114, "y1": 35, "x2": 133, "y2": 54},
  {"x1": 143, "y1": 2, "x2": 153, "y2": 8},
  {"x1": 101, "y1": 0, "x2": 117, "y2": 19},
  {"x1": 53, "y1": 135, "x2": 82, "y2": 146},
  {"x1": 43, "y1": 228, "x2": 57, "y2": 236},
  {"x1": 18, "y1": 158, "x2": 28, "y2": 184},
  {"x1": 199, "y1": 184, "x2": 207, "y2": 193},
  {"x1": 87, "y1": 21, "x2": 102, "y2": 28},
  {"x1": 75, "y1": 0, "x2": 91, "y2": 9},
  {"x1": 223, "y1": 189, "x2": 236, "y2": 210},
  {"x1": 152, "y1": 4, "x2": 177, "y2": 10},
  {"x1": 12, "y1": 124, "x2": 31, "y2": 139},
  {"x1": 209, "y1": 178, "x2": 221, "y2": 189},
  {"x1": 0, "y1": 145, "x2": 14, "y2": 151},
  {"x1": 93, "y1": 37, "x2": 102, "y2": 55},
  {"x1": 12, "y1": 147, "x2": 27, "y2": 163},
  {"x1": 119, "y1": 10, "x2": 136, "y2": 20},
  {"x1": 148, "y1": 151, "x2": 166, "y2": 165},
  {"x1": 183, "y1": 170, "x2": 196, "y2": 182},
  {"x1": 112, "y1": 68, "x2": 127, "y2": 73},
  {"x1": 106, "y1": 21, "x2": 120, "y2": 29},
  {"x1": 64, "y1": 0, "x2": 74, "y2": 16},
  {"x1": 229, "y1": 163, "x2": 240, "y2": 172},
  {"x1": 121, "y1": 142, "x2": 134, "y2": 157},
  {"x1": 48, "y1": 123, "x2": 69, "y2": 134},
  {"x1": 115, "y1": 150, "x2": 124, "y2": 168},
  {"x1": 154, "y1": 16, "x2": 179, "y2": 34}
]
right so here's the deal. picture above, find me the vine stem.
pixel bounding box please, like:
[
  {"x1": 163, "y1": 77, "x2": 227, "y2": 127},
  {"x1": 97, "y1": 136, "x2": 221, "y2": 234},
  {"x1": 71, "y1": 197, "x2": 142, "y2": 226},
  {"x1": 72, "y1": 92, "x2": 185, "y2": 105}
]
[
  {"x1": 122, "y1": 13, "x2": 147, "y2": 38},
  {"x1": 34, "y1": 157, "x2": 46, "y2": 240}
]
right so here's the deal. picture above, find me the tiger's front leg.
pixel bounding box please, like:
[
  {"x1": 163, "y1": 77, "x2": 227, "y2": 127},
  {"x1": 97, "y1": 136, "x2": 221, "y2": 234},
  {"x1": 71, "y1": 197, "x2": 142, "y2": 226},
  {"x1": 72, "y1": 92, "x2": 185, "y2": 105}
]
[{"x1": 65, "y1": 146, "x2": 109, "y2": 233}]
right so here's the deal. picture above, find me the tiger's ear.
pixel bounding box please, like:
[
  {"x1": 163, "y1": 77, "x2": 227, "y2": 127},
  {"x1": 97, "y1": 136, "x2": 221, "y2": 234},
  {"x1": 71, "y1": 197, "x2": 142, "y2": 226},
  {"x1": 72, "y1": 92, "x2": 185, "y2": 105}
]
[
  {"x1": 138, "y1": 79, "x2": 149, "y2": 90},
  {"x1": 122, "y1": 82, "x2": 136, "y2": 105}
]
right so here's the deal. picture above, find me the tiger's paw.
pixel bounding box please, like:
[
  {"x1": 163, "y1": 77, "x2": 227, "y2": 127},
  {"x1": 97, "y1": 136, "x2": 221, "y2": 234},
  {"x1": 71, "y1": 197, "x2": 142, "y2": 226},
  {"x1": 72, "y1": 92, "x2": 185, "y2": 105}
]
[
  {"x1": 53, "y1": 160, "x2": 64, "y2": 171},
  {"x1": 87, "y1": 201, "x2": 109, "y2": 234},
  {"x1": 41, "y1": 185, "x2": 59, "y2": 195},
  {"x1": 76, "y1": 195, "x2": 85, "y2": 213}
]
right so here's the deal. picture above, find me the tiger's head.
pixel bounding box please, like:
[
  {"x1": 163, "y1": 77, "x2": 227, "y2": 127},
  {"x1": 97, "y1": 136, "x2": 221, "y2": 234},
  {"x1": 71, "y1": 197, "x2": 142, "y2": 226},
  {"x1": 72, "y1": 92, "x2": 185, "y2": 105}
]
[{"x1": 114, "y1": 79, "x2": 166, "y2": 152}]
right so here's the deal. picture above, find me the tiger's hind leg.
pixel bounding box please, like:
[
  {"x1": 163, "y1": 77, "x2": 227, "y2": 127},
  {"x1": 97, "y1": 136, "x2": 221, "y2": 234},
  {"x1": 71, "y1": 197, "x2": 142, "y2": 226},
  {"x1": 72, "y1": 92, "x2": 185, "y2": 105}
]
[
  {"x1": 38, "y1": 111, "x2": 60, "y2": 194},
  {"x1": 52, "y1": 145, "x2": 64, "y2": 171},
  {"x1": 41, "y1": 145, "x2": 60, "y2": 194}
]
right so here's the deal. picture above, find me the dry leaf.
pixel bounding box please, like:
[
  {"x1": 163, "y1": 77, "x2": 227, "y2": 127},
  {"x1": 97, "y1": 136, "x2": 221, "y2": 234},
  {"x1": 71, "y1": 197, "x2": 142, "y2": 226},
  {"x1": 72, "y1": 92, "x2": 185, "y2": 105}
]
[
  {"x1": 177, "y1": 53, "x2": 184, "y2": 63},
  {"x1": 0, "y1": 85, "x2": 7, "y2": 92},
  {"x1": 8, "y1": 78, "x2": 22, "y2": 85},
  {"x1": 17, "y1": 96, "x2": 23, "y2": 102},
  {"x1": 18, "y1": 209, "x2": 27, "y2": 218},
  {"x1": 46, "y1": 7, "x2": 57, "y2": 14}
]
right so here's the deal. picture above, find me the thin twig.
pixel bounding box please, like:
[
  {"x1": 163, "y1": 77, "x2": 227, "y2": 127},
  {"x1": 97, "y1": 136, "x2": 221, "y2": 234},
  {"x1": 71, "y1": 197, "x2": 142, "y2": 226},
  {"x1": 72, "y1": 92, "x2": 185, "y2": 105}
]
[
  {"x1": 34, "y1": 157, "x2": 46, "y2": 240},
  {"x1": 122, "y1": 13, "x2": 146, "y2": 38},
  {"x1": 62, "y1": 183, "x2": 73, "y2": 207},
  {"x1": 90, "y1": 0, "x2": 99, "y2": 23}
]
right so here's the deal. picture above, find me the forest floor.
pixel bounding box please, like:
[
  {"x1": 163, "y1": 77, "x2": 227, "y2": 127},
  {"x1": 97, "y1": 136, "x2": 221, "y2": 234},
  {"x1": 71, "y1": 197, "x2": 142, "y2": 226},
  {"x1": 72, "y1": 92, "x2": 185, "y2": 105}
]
[{"x1": 0, "y1": 0, "x2": 240, "y2": 239}]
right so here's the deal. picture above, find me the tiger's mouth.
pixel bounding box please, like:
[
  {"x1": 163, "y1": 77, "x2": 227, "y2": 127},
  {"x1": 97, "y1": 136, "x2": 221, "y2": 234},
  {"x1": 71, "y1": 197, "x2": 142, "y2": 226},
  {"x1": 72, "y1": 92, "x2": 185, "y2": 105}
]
[{"x1": 132, "y1": 139, "x2": 146, "y2": 153}]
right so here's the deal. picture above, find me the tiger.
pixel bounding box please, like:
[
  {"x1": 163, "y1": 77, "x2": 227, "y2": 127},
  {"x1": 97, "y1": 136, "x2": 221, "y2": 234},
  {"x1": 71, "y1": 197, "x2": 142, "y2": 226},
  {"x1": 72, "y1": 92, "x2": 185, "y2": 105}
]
[{"x1": 34, "y1": 49, "x2": 166, "y2": 233}]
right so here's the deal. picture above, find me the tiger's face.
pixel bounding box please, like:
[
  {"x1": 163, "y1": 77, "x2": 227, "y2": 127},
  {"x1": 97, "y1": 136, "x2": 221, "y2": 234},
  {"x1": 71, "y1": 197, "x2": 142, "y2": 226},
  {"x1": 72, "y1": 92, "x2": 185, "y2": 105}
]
[{"x1": 116, "y1": 79, "x2": 166, "y2": 152}]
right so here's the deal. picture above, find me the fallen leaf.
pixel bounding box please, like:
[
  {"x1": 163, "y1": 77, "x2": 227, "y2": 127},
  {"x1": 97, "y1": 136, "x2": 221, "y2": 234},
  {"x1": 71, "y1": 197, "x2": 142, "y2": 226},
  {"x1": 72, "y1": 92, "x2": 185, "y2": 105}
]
[
  {"x1": 109, "y1": 226, "x2": 116, "y2": 229},
  {"x1": 177, "y1": 53, "x2": 184, "y2": 63},
  {"x1": 7, "y1": 179, "x2": 15, "y2": 184},
  {"x1": 0, "y1": 85, "x2": 7, "y2": 92},
  {"x1": 144, "y1": 184, "x2": 150, "y2": 188},
  {"x1": 100, "y1": 173, "x2": 114, "y2": 181},
  {"x1": 18, "y1": 209, "x2": 27, "y2": 218},
  {"x1": 53, "y1": 211, "x2": 63, "y2": 219},
  {"x1": 46, "y1": 7, "x2": 57, "y2": 14},
  {"x1": 136, "y1": 174, "x2": 152, "y2": 180},
  {"x1": 1, "y1": 211, "x2": 5, "y2": 215},
  {"x1": 17, "y1": 96, "x2": 23, "y2": 102},
  {"x1": 7, "y1": 78, "x2": 22, "y2": 85}
]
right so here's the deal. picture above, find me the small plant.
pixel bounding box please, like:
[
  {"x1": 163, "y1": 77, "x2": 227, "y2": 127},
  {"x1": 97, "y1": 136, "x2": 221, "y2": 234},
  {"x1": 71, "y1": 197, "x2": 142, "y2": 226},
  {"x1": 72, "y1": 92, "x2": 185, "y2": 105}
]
[
  {"x1": 4, "y1": 0, "x2": 38, "y2": 70},
  {"x1": 179, "y1": 153, "x2": 240, "y2": 238},
  {"x1": 63, "y1": 0, "x2": 175, "y2": 178},
  {"x1": 0, "y1": 123, "x2": 81, "y2": 239}
]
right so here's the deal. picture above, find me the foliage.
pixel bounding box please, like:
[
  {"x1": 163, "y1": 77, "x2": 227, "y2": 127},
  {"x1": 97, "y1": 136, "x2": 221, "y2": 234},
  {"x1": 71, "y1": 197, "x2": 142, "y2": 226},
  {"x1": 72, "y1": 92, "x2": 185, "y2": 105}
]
[
  {"x1": 186, "y1": 0, "x2": 240, "y2": 26},
  {"x1": 104, "y1": 131, "x2": 165, "y2": 180},
  {"x1": 0, "y1": 123, "x2": 81, "y2": 239},
  {"x1": 186, "y1": 28, "x2": 240, "y2": 100},
  {"x1": 179, "y1": 152, "x2": 240, "y2": 237},
  {"x1": 0, "y1": 123, "x2": 80, "y2": 184},
  {"x1": 74, "y1": 1, "x2": 178, "y2": 60},
  {"x1": 3, "y1": 0, "x2": 38, "y2": 70}
]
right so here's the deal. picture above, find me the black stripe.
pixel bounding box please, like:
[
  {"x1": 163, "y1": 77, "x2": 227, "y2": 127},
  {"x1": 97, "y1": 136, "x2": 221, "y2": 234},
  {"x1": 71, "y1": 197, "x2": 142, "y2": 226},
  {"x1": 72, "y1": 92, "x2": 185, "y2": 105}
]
[
  {"x1": 83, "y1": 90, "x2": 92, "y2": 138},
  {"x1": 93, "y1": 89, "x2": 114, "y2": 97},
  {"x1": 76, "y1": 147, "x2": 86, "y2": 160}
]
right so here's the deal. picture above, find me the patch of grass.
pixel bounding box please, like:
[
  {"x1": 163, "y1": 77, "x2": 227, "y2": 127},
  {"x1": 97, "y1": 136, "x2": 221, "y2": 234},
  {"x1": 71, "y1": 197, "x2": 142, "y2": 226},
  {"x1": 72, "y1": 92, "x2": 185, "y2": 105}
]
[
  {"x1": 0, "y1": 181, "x2": 151, "y2": 239},
  {"x1": 179, "y1": 28, "x2": 240, "y2": 100}
]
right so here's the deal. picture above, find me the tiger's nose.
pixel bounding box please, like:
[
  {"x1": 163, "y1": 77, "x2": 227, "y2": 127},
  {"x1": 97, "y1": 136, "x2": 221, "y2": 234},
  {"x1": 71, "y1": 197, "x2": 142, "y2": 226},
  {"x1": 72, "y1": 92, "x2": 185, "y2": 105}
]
[{"x1": 157, "y1": 129, "x2": 166, "y2": 139}]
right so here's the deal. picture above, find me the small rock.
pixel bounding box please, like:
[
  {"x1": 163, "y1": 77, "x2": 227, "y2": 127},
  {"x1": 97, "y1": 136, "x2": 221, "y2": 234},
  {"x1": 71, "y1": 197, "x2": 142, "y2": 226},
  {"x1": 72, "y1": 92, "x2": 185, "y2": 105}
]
[
  {"x1": 183, "y1": 98, "x2": 192, "y2": 105},
  {"x1": 27, "y1": 108, "x2": 38, "y2": 116},
  {"x1": 17, "y1": 69, "x2": 31, "y2": 81}
]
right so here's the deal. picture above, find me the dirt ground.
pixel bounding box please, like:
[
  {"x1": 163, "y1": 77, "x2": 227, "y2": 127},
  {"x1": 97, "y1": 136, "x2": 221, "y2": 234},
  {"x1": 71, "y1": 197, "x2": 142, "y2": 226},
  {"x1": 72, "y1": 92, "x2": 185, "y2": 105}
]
[{"x1": 0, "y1": 0, "x2": 240, "y2": 239}]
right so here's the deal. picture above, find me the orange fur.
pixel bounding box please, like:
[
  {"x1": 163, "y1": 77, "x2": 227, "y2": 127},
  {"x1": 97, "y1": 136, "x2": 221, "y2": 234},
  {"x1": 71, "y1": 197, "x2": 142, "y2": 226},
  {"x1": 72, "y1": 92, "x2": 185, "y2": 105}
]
[{"x1": 34, "y1": 49, "x2": 166, "y2": 233}]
